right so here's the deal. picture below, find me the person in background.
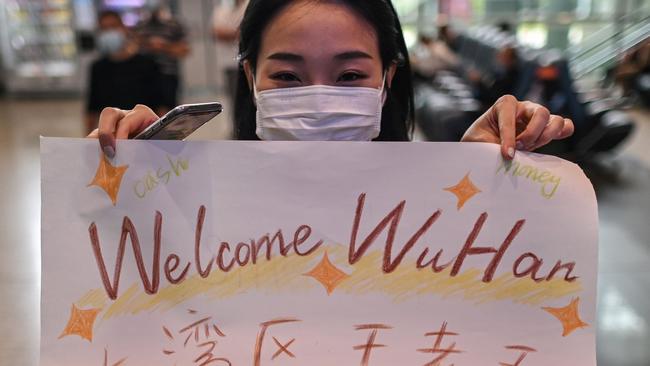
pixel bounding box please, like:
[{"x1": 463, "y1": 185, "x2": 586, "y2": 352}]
[
  {"x1": 613, "y1": 39, "x2": 650, "y2": 98},
  {"x1": 136, "y1": 3, "x2": 190, "y2": 113},
  {"x1": 436, "y1": 15, "x2": 459, "y2": 51},
  {"x1": 212, "y1": 0, "x2": 249, "y2": 117},
  {"x1": 410, "y1": 30, "x2": 459, "y2": 80},
  {"x1": 85, "y1": 10, "x2": 163, "y2": 134},
  {"x1": 536, "y1": 63, "x2": 570, "y2": 117},
  {"x1": 469, "y1": 45, "x2": 520, "y2": 108}
]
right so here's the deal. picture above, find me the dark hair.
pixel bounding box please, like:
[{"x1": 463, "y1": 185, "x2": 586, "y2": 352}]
[
  {"x1": 234, "y1": 0, "x2": 414, "y2": 141},
  {"x1": 98, "y1": 10, "x2": 124, "y2": 26},
  {"x1": 500, "y1": 45, "x2": 519, "y2": 67},
  {"x1": 497, "y1": 21, "x2": 513, "y2": 34}
]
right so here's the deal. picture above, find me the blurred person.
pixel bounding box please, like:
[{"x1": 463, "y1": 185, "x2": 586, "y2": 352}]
[
  {"x1": 436, "y1": 15, "x2": 459, "y2": 51},
  {"x1": 89, "y1": 0, "x2": 574, "y2": 163},
  {"x1": 536, "y1": 64, "x2": 569, "y2": 117},
  {"x1": 136, "y1": 3, "x2": 190, "y2": 113},
  {"x1": 469, "y1": 45, "x2": 520, "y2": 108},
  {"x1": 212, "y1": 0, "x2": 249, "y2": 109},
  {"x1": 612, "y1": 39, "x2": 650, "y2": 98},
  {"x1": 85, "y1": 10, "x2": 163, "y2": 134},
  {"x1": 410, "y1": 31, "x2": 459, "y2": 80}
]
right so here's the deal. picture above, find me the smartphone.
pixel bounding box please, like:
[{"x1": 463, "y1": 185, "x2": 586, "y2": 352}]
[{"x1": 134, "y1": 102, "x2": 223, "y2": 140}]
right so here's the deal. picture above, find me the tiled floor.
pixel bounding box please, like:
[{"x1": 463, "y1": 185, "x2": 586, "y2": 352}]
[{"x1": 0, "y1": 98, "x2": 648, "y2": 365}]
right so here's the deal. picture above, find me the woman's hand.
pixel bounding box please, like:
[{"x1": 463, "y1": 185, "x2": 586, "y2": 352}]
[
  {"x1": 461, "y1": 95, "x2": 574, "y2": 160},
  {"x1": 87, "y1": 104, "x2": 159, "y2": 158}
]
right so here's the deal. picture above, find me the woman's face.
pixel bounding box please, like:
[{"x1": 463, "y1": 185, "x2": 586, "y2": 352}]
[{"x1": 244, "y1": 0, "x2": 396, "y2": 92}]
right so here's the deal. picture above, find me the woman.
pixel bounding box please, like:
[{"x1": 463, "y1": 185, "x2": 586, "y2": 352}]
[{"x1": 89, "y1": 0, "x2": 573, "y2": 160}]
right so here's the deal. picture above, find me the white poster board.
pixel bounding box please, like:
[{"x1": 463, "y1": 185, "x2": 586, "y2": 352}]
[{"x1": 41, "y1": 138, "x2": 598, "y2": 365}]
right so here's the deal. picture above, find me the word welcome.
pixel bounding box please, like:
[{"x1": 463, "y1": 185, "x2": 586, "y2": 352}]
[
  {"x1": 88, "y1": 193, "x2": 578, "y2": 300},
  {"x1": 133, "y1": 155, "x2": 189, "y2": 199},
  {"x1": 497, "y1": 161, "x2": 562, "y2": 199}
]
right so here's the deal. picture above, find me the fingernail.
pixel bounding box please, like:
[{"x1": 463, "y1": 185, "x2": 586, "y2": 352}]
[
  {"x1": 507, "y1": 147, "x2": 515, "y2": 158},
  {"x1": 516, "y1": 141, "x2": 524, "y2": 150},
  {"x1": 103, "y1": 146, "x2": 115, "y2": 159}
]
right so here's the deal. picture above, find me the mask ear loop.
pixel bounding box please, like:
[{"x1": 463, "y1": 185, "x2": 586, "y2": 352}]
[
  {"x1": 252, "y1": 76, "x2": 259, "y2": 100},
  {"x1": 380, "y1": 71, "x2": 388, "y2": 105},
  {"x1": 242, "y1": 55, "x2": 258, "y2": 102},
  {"x1": 381, "y1": 58, "x2": 401, "y2": 105},
  {"x1": 250, "y1": 71, "x2": 260, "y2": 108}
]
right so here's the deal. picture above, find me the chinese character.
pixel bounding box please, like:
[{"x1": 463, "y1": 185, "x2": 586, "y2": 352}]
[
  {"x1": 417, "y1": 321, "x2": 463, "y2": 366},
  {"x1": 162, "y1": 309, "x2": 230, "y2": 365},
  {"x1": 354, "y1": 323, "x2": 393, "y2": 366},
  {"x1": 499, "y1": 345, "x2": 537, "y2": 366},
  {"x1": 254, "y1": 318, "x2": 301, "y2": 366},
  {"x1": 102, "y1": 348, "x2": 127, "y2": 366},
  {"x1": 193, "y1": 341, "x2": 231, "y2": 366}
]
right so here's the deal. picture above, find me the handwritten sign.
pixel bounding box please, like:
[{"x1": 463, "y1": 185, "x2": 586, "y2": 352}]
[{"x1": 40, "y1": 138, "x2": 598, "y2": 365}]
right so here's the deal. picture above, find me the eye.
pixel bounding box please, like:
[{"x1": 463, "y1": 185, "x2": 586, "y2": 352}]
[
  {"x1": 337, "y1": 71, "x2": 367, "y2": 83},
  {"x1": 270, "y1": 72, "x2": 301, "y2": 83}
]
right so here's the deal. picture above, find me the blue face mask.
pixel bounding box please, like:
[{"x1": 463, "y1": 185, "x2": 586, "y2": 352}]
[{"x1": 97, "y1": 30, "x2": 126, "y2": 55}]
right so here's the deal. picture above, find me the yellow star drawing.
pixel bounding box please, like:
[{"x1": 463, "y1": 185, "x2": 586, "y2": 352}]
[
  {"x1": 304, "y1": 252, "x2": 349, "y2": 295},
  {"x1": 88, "y1": 154, "x2": 129, "y2": 206},
  {"x1": 444, "y1": 172, "x2": 482, "y2": 210},
  {"x1": 59, "y1": 304, "x2": 102, "y2": 342},
  {"x1": 542, "y1": 297, "x2": 589, "y2": 337}
]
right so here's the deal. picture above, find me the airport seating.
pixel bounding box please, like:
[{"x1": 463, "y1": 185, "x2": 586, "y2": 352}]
[{"x1": 414, "y1": 26, "x2": 635, "y2": 161}]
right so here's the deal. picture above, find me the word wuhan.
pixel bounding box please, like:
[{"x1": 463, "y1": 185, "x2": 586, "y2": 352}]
[{"x1": 88, "y1": 193, "x2": 578, "y2": 300}]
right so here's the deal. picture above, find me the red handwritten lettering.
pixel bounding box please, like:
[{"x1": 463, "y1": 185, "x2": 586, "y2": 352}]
[
  {"x1": 88, "y1": 213, "x2": 162, "y2": 300},
  {"x1": 349, "y1": 193, "x2": 442, "y2": 273}
]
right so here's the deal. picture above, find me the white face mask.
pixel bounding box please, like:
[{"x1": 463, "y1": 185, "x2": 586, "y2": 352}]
[
  {"x1": 253, "y1": 75, "x2": 387, "y2": 141},
  {"x1": 97, "y1": 30, "x2": 126, "y2": 55}
]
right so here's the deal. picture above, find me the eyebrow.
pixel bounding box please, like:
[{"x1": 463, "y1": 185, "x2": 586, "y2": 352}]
[
  {"x1": 266, "y1": 50, "x2": 374, "y2": 62},
  {"x1": 334, "y1": 51, "x2": 374, "y2": 60},
  {"x1": 267, "y1": 52, "x2": 304, "y2": 62}
]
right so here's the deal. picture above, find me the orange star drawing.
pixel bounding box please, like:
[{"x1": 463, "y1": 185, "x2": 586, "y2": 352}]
[
  {"x1": 444, "y1": 172, "x2": 482, "y2": 210},
  {"x1": 542, "y1": 297, "x2": 589, "y2": 337},
  {"x1": 88, "y1": 154, "x2": 129, "y2": 206},
  {"x1": 304, "y1": 252, "x2": 349, "y2": 295},
  {"x1": 59, "y1": 304, "x2": 102, "y2": 342}
]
